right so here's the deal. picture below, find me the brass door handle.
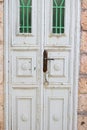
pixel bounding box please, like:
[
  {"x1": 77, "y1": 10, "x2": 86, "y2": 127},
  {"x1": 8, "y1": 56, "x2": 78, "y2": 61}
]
[{"x1": 43, "y1": 50, "x2": 54, "y2": 72}]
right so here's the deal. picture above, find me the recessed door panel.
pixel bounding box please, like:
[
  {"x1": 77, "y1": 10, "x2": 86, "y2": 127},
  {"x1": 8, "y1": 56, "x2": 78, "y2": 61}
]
[
  {"x1": 12, "y1": 89, "x2": 36, "y2": 130},
  {"x1": 10, "y1": 51, "x2": 38, "y2": 85},
  {"x1": 47, "y1": 50, "x2": 71, "y2": 84},
  {"x1": 44, "y1": 89, "x2": 69, "y2": 130}
]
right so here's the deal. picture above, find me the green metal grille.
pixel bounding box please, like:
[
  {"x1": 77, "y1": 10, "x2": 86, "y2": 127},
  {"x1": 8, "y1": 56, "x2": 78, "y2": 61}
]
[
  {"x1": 52, "y1": 0, "x2": 65, "y2": 34},
  {"x1": 20, "y1": 0, "x2": 32, "y2": 33}
]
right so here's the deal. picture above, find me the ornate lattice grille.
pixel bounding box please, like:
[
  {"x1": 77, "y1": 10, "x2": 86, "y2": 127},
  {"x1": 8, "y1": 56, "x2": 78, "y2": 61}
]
[
  {"x1": 52, "y1": 0, "x2": 65, "y2": 34},
  {"x1": 20, "y1": 0, "x2": 32, "y2": 33}
]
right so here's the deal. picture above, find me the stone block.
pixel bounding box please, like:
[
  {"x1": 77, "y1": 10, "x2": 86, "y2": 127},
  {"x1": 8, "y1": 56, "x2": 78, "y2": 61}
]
[
  {"x1": 80, "y1": 54, "x2": 87, "y2": 74},
  {"x1": 0, "y1": 84, "x2": 3, "y2": 92},
  {"x1": 78, "y1": 115, "x2": 87, "y2": 130},
  {"x1": 0, "y1": 72, "x2": 3, "y2": 85},
  {"x1": 82, "y1": 0, "x2": 87, "y2": 9},
  {"x1": 0, "y1": 121, "x2": 3, "y2": 130},
  {"x1": 0, "y1": 94, "x2": 3, "y2": 106},
  {"x1": 0, "y1": 0, "x2": 3, "y2": 2},
  {"x1": 81, "y1": 31, "x2": 87, "y2": 52},
  {"x1": 0, "y1": 3, "x2": 3, "y2": 24},
  {"x1": 78, "y1": 94, "x2": 87, "y2": 111},
  {"x1": 0, "y1": 110, "x2": 3, "y2": 121},
  {"x1": 81, "y1": 11, "x2": 87, "y2": 30},
  {"x1": 0, "y1": 45, "x2": 3, "y2": 85},
  {"x1": 79, "y1": 77, "x2": 87, "y2": 94},
  {"x1": 0, "y1": 24, "x2": 3, "y2": 44}
]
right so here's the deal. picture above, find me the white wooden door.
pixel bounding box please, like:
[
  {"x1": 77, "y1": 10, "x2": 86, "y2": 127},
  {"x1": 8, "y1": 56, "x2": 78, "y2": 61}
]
[{"x1": 7, "y1": 0, "x2": 80, "y2": 130}]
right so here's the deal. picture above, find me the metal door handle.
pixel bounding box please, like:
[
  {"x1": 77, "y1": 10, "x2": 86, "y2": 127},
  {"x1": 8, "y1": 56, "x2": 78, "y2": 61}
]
[
  {"x1": 43, "y1": 50, "x2": 54, "y2": 72},
  {"x1": 44, "y1": 58, "x2": 54, "y2": 60}
]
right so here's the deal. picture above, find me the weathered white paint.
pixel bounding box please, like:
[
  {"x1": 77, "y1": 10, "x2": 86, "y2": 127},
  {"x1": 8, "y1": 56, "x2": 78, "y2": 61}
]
[{"x1": 4, "y1": 0, "x2": 81, "y2": 130}]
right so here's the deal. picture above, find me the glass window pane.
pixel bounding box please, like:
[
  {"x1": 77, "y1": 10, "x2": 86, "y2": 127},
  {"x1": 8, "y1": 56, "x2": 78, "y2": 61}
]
[
  {"x1": 52, "y1": 0, "x2": 65, "y2": 34},
  {"x1": 20, "y1": 0, "x2": 32, "y2": 33}
]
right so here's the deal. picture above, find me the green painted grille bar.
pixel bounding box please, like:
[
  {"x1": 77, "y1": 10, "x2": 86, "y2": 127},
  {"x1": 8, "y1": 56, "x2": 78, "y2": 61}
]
[
  {"x1": 20, "y1": 0, "x2": 32, "y2": 33},
  {"x1": 52, "y1": 0, "x2": 65, "y2": 34}
]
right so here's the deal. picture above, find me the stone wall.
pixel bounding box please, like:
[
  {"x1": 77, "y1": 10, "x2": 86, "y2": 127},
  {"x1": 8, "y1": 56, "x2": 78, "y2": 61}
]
[
  {"x1": 78, "y1": 0, "x2": 87, "y2": 129},
  {"x1": 0, "y1": 0, "x2": 87, "y2": 130},
  {"x1": 0, "y1": 0, "x2": 4, "y2": 129}
]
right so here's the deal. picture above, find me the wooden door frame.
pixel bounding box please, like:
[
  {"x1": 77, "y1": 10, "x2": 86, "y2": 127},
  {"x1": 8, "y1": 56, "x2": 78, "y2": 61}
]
[{"x1": 4, "y1": 0, "x2": 81, "y2": 130}]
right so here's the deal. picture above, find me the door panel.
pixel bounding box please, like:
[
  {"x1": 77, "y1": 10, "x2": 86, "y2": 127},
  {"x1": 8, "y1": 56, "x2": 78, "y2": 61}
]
[
  {"x1": 45, "y1": 0, "x2": 70, "y2": 45},
  {"x1": 44, "y1": 89, "x2": 69, "y2": 130},
  {"x1": 47, "y1": 50, "x2": 71, "y2": 84},
  {"x1": 10, "y1": 50, "x2": 38, "y2": 85},
  {"x1": 12, "y1": 89, "x2": 36, "y2": 130},
  {"x1": 44, "y1": 0, "x2": 72, "y2": 130},
  {"x1": 9, "y1": 0, "x2": 41, "y2": 130},
  {"x1": 9, "y1": 0, "x2": 38, "y2": 46},
  {"x1": 8, "y1": 0, "x2": 77, "y2": 130}
]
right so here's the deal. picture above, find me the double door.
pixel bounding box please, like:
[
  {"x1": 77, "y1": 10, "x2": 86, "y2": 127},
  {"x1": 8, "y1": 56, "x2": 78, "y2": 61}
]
[{"x1": 8, "y1": 0, "x2": 78, "y2": 130}]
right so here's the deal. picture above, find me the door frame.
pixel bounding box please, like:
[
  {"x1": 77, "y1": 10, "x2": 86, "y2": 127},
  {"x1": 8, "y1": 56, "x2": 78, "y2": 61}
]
[{"x1": 4, "y1": 0, "x2": 81, "y2": 129}]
